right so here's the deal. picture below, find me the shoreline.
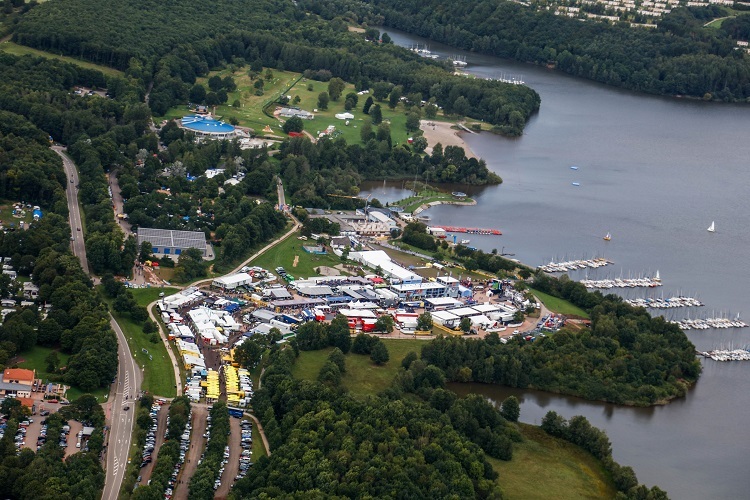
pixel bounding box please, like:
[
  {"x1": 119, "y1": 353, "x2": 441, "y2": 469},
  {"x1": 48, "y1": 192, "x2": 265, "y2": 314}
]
[
  {"x1": 411, "y1": 199, "x2": 477, "y2": 215},
  {"x1": 420, "y1": 120, "x2": 479, "y2": 160}
]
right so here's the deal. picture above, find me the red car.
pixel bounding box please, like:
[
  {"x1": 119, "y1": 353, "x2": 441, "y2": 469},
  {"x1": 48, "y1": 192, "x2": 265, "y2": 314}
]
[{"x1": 48, "y1": 399, "x2": 58, "y2": 404}]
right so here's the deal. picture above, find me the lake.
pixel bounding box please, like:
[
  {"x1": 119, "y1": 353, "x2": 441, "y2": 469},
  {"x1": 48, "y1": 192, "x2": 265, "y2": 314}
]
[{"x1": 368, "y1": 27, "x2": 750, "y2": 499}]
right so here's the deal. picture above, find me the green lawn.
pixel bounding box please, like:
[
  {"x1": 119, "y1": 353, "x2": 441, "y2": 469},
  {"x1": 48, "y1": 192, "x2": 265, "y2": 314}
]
[
  {"x1": 394, "y1": 189, "x2": 474, "y2": 213},
  {"x1": 0, "y1": 41, "x2": 123, "y2": 77},
  {"x1": 491, "y1": 424, "x2": 616, "y2": 499},
  {"x1": 16, "y1": 345, "x2": 109, "y2": 402},
  {"x1": 291, "y1": 339, "x2": 427, "y2": 397},
  {"x1": 252, "y1": 424, "x2": 267, "y2": 460},
  {"x1": 530, "y1": 289, "x2": 590, "y2": 318},
  {"x1": 249, "y1": 230, "x2": 349, "y2": 280},
  {"x1": 130, "y1": 287, "x2": 180, "y2": 308},
  {"x1": 0, "y1": 200, "x2": 35, "y2": 229},
  {"x1": 100, "y1": 290, "x2": 177, "y2": 398}
]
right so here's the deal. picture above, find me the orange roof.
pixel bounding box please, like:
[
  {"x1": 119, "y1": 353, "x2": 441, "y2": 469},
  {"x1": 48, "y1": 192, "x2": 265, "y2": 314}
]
[
  {"x1": 17, "y1": 397, "x2": 34, "y2": 408},
  {"x1": 3, "y1": 368, "x2": 35, "y2": 383}
]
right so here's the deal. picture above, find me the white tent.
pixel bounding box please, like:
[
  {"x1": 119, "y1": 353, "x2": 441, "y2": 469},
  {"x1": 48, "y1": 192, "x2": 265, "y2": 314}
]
[{"x1": 335, "y1": 112, "x2": 355, "y2": 120}]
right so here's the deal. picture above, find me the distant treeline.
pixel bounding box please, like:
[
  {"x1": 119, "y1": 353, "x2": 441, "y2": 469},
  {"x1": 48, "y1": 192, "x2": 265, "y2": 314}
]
[
  {"x1": 13, "y1": 0, "x2": 540, "y2": 134},
  {"x1": 308, "y1": 0, "x2": 750, "y2": 101}
]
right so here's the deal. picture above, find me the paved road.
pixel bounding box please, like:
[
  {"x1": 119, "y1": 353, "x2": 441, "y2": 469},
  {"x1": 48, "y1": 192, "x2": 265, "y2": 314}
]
[
  {"x1": 54, "y1": 146, "x2": 141, "y2": 500},
  {"x1": 102, "y1": 314, "x2": 142, "y2": 500},
  {"x1": 54, "y1": 146, "x2": 90, "y2": 273}
]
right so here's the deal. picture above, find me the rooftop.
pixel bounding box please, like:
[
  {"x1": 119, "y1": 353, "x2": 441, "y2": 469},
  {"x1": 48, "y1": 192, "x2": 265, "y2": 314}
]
[{"x1": 137, "y1": 228, "x2": 207, "y2": 252}]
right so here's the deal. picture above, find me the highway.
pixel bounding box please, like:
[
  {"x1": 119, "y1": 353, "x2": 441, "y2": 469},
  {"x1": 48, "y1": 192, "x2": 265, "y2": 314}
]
[{"x1": 53, "y1": 146, "x2": 140, "y2": 500}]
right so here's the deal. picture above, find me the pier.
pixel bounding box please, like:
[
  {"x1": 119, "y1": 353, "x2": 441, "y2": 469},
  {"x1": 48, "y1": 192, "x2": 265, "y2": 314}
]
[
  {"x1": 539, "y1": 257, "x2": 613, "y2": 273},
  {"x1": 698, "y1": 349, "x2": 750, "y2": 361},
  {"x1": 439, "y1": 225, "x2": 502, "y2": 236},
  {"x1": 625, "y1": 296, "x2": 703, "y2": 309},
  {"x1": 579, "y1": 277, "x2": 662, "y2": 289}
]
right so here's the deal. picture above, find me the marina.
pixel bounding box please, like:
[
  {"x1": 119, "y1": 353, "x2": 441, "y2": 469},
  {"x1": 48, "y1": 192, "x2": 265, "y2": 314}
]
[
  {"x1": 671, "y1": 317, "x2": 748, "y2": 330},
  {"x1": 579, "y1": 277, "x2": 662, "y2": 289},
  {"x1": 624, "y1": 296, "x2": 703, "y2": 309},
  {"x1": 539, "y1": 257, "x2": 613, "y2": 273},
  {"x1": 438, "y1": 225, "x2": 502, "y2": 235},
  {"x1": 699, "y1": 349, "x2": 750, "y2": 361}
]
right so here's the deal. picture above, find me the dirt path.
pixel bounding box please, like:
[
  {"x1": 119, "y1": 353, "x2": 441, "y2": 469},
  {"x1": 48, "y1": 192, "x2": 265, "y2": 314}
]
[
  {"x1": 139, "y1": 403, "x2": 169, "y2": 485},
  {"x1": 292, "y1": 255, "x2": 299, "y2": 268},
  {"x1": 247, "y1": 413, "x2": 270, "y2": 458},
  {"x1": 215, "y1": 417, "x2": 242, "y2": 499},
  {"x1": 172, "y1": 404, "x2": 208, "y2": 500}
]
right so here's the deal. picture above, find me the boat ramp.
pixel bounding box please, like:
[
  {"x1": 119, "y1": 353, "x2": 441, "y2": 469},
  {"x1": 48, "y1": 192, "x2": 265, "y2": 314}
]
[
  {"x1": 671, "y1": 318, "x2": 749, "y2": 330},
  {"x1": 625, "y1": 296, "x2": 703, "y2": 309},
  {"x1": 580, "y1": 277, "x2": 662, "y2": 289},
  {"x1": 539, "y1": 257, "x2": 613, "y2": 273}
]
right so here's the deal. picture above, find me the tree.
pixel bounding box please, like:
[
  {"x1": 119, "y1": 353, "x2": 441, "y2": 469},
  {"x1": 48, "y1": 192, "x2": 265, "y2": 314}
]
[
  {"x1": 406, "y1": 111, "x2": 421, "y2": 132},
  {"x1": 328, "y1": 77, "x2": 345, "y2": 101},
  {"x1": 412, "y1": 135, "x2": 428, "y2": 153},
  {"x1": 360, "y1": 121, "x2": 374, "y2": 142},
  {"x1": 388, "y1": 85, "x2": 403, "y2": 109},
  {"x1": 318, "y1": 360, "x2": 341, "y2": 386},
  {"x1": 265, "y1": 68, "x2": 273, "y2": 81},
  {"x1": 208, "y1": 75, "x2": 223, "y2": 92},
  {"x1": 363, "y1": 96, "x2": 374, "y2": 114},
  {"x1": 417, "y1": 312, "x2": 433, "y2": 331},
  {"x1": 328, "y1": 314, "x2": 352, "y2": 353},
  {"x1": 327, "y1": 347, "x2": 346, "y2": 373},
  {"x1": 372, "y1": 82, "x2": 392, "y2": 101},
  {"x1": 402, "y1": 351, "x2": 418, "y2": 370},
  {"x1": 189, "y1": 84, "x2": 206, "y2": 103},
  {"x1": 235, "y1": 338, "x2": 264, "y2": 369},
  {"x1": 459, "y1": 317, "x2": 472, "y2": 333},
  {"x1": 45, "y1": 350, "x2": 60, "y2": 373},
  {"x1": 143, "y1": 320, "x2": 157, "y2": 334},
  {"x1": 370, "y1": 341, "x2": 390, "y2": 365},
  {"x1": 425, "y1": 100, "x2": 439, "y2": 119},
  {"x1": 282, "y1": 116, "x2": 304, "y2": 134},
  {"x1": 317, "y1": 91, "x2": 329, "y2": 110},
  {"x1": 513, "y1": 310, "x2": 525, "y2": 323},
  {"x1": 500, "y1": 396, "x2": 520, "y2": 422},
  {"x1": 139, "y1": 241, "x2": 153, "y2": 262},
  {"x1": 452, "y1": 96, "x2": 470, "y2": 117},
  {"x1": 381, "y1": 32, "x2": 392, "y2": 44},
  {"x1": 370, "y1": 104, "x2": 382, "y2": 125},
  {"x1": 374, "y1": 315, "x2": 394, "y2": 333}
]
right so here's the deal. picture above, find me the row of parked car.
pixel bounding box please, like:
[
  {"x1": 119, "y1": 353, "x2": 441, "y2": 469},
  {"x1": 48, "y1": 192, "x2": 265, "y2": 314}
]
[
  {"x1": 237, "y1": 419, "x2": 254, "y2": 480},
  {"x1": 164, "y1": 406, "x2": 193, "y2": 499},
  {"x1": 140, "y1": 401, "x2": 163, "y2": 468}
]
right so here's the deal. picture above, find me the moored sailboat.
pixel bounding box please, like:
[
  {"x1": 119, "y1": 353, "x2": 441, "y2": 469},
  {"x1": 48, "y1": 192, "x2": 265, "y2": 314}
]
[{"x1": 708, "y1": 221, "x2": 715, "y2": 233}]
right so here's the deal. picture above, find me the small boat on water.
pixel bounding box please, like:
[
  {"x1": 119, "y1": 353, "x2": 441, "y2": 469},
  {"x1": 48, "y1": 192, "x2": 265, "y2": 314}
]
[
  {"x1": 570, "y1": 166, "x2": 579, "y2": 170},
  {"x1": 452, "y1": 191, "x2": 467, "y2": 198},
  {"x1": 572, "y1": 182, "x2": 580, "y2": 186},
  {"x1": 708, "y1": 221, "x2": 715, "y2": 233},
  {"x1": 603, "y1": 232, "x2": 611, "y2": 241},
  {"x1": 417, "y1": 215, "x2": 431, "y2": 222},
  {"x1": 460, "y1": 239, "x2": 471, "y2": 245}
]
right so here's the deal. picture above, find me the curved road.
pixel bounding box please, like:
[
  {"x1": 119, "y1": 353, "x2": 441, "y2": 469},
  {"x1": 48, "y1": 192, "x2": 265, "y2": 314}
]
[{"x1": 53, "y1": 146, "x2": 140, "y2": 500}]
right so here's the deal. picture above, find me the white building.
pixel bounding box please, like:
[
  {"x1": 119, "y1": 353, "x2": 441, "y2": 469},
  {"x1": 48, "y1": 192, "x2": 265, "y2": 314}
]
[
  {"x1": 349, "y1": 250, "x2": 422, "y2": 284},
  {"x1": 212, "y1": 272, "x2": 253, "y2": 290}
]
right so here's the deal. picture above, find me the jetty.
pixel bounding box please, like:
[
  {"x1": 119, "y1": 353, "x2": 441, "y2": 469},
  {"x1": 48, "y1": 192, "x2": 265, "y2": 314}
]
[
  {"x1": 539, "y1": 257, "x2": 613, "y2": 273},
  {"x1": 439, "y1": 225, "x2": 502, "y2": 236},
  {"x1": 580, "y1": 277, "x2": 662, "y2": 289},
  {"x1": 625, "y1": 296, "x2": 703, "y2": 309},
  {"x1": 671, "y1": 317, "x2": 748, "y2": 331}
]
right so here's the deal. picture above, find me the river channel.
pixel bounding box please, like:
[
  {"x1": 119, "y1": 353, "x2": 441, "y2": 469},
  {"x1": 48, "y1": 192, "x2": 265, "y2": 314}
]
[{"x1": 360, "y1": 28, "x2": 750, "y2": 499}]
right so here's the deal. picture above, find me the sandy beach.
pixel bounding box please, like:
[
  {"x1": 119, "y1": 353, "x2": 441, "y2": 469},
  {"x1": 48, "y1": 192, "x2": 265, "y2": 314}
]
[{"x1": 420, "y1": 120, "x2": 478, "y2": 159}]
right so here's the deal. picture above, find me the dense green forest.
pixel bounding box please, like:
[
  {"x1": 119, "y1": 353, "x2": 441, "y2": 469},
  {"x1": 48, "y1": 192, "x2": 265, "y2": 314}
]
[
  {"x1": 420, "y1": 272, "x2": 700, "y2": 406},
  {"x1": 12, "y1": 0, "x2": 540, "y2": 134},
  {"x1": 306, "y1": 0, "x2": 750, "y2": 101}
]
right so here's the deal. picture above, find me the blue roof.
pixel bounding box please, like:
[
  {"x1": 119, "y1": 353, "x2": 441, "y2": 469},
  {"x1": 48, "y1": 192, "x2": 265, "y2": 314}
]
[{"x1": 180, "y1": 115, "x2": 235, "y2": 134}]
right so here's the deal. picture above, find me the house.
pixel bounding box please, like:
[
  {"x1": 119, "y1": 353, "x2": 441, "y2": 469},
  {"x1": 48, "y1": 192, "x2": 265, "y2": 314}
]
[
  {"x1": 278, "y1": 107, "x2": 315, "y2": 119},
  {"x1": 23, "y1": 282, "x2": 39, "y2": 299},
  {"x1": 0, "y1": 368, "x2": 35, "y2": 398}
]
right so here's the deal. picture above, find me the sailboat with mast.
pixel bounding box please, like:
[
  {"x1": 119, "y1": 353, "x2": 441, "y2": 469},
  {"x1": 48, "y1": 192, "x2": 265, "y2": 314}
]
[
  {"x1": 708, "y1": 221, "x2": 715, "y2": 233},
  {"x1": 603, "y1": 232, "x2": 611, "y2": 241}
]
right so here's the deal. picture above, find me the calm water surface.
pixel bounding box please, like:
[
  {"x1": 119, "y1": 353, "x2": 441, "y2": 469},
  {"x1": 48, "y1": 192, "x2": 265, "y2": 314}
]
[{"x1": 372, "y1": 28, "x2": 750, "y2": 499}]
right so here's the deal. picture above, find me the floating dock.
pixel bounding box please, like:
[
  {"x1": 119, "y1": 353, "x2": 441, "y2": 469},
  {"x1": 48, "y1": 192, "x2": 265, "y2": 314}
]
[
  {"x1": 671, "y1": 318, "x2": 748, "y2": 330},
  {"x1": 699, "y1": 349, "x2": 750, "y2": 361},
  {"x1": 625, "y1": 296, "x2": 703, "y2": 309},
  {"x1": 539, "y1": 257, "x2": 613, "y2": 273},
  {"x1": 439, "y1": 226, "x2": 501, "y2": 236}
]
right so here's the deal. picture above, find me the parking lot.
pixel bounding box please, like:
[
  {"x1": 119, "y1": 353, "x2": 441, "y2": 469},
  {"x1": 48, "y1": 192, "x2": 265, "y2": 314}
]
[{"x1": 139, "y1": 400, "x2": 169, "y2": 485}]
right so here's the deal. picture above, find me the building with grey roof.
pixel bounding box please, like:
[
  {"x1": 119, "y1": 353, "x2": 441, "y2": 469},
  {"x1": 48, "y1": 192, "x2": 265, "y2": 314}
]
[{"x1": 137, "y1": 228, "x2": 208, "y2": 257}]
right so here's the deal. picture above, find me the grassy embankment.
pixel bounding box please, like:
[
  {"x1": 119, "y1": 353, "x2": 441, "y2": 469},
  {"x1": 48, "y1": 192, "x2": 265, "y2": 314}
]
[
  {"x1": 530, "y1": 288, "x2": 590, "y2": 319},
  {"x1": 292, "y1": 339, "x2": 615, "y2": 497},
  {"x1": 0, "y1": 41, "x2": 124, "y2": 77},
  {"x1": 102, "y1": 286, "x2": 180, "y2": 398},
  {"x1": 17, "y1": 345, "x2": 109, "y2": 402},
  {"x1": 393, "y1": 189, "x2": 475, "y2": 214},
  {"x1": 161, "y1": 67, "x2": 452, "y2": 146},
  {"x1": 249, "y1": 229, "x2": 350, "y2": 280}
]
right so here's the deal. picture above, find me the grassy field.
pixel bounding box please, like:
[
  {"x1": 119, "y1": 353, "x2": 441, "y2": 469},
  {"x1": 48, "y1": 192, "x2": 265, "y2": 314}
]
[
  {"x1": 0, "y1": 41, "x2": 123, "y2": 77},
  {"x1": 291, "y1": 338, "x2": 428, "y2": 397},
  {"x1": 249, "y1": 230, "x2": 349, "y2": 280},
  {"x1": 161, "y1": 67, "x2": 449, "y2": 146},
  {"x1": 492, "y1": 424, "x2": 616, "y2": 499},
  {"x1": 16, "y1": 345, "x2": 110, "y2": 402},
  {"x1": 131, "y1": 287, "x2": 180, "y2": 308},
  {"x1": 101, "y1": 291, "x2": 177, "y2": 398},
  {"x1": 530, "y1": 288, "x2": 590, "y2": 318},
  {"x1": 0, "y1": 200, "x2": 36, "y2": 229},
  {"x1": 252, "y1": 424, "x2": 267, "y2": 460}
]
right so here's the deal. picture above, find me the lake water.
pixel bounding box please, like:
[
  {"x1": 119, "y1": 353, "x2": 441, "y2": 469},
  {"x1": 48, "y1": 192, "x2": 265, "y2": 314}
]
[{"x1": 368, "y1": 28, "x2": 750, "y2": 499}]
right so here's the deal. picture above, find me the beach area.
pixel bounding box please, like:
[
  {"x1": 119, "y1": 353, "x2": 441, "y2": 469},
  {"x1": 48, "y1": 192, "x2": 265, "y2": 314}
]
[{"x1": 420, "y1": 120, "x2": 478, "y2": 160}]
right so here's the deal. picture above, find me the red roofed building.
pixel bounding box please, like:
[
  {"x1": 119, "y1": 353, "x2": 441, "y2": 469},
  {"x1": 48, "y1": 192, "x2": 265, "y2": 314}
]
[{"x1": 1, "y1": 368, "x2": 35, "y2": 398}]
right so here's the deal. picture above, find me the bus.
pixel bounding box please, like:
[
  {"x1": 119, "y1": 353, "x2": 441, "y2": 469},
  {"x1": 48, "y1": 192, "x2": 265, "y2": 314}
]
[{"x1": 228, "y1": 407, "x2": 244, "y2": 418}]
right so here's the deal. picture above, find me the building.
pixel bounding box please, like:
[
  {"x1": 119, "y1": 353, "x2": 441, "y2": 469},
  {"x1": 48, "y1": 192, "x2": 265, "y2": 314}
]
[
  {"x1": 137, "y1": 228, "x2": 208, "y2": 257},
  {"x1": 391, "y1": 282, "x2": 447, "y2": 300},
  {"x1": 23, "y1": 282, "x2": 39, "y2": 299},
  {"x1": 278, "y1": 107, "x2": 314, "y2": 119},
  {"x1": 212, "y1": 272, "x2": 253, "y2": 290},
  {"x1": 0, "y1": 368, "x2": 35, "y2": 398},
  {"x1": 349, "y1": 250, "x2": 422, "y2": 285},
  {"x1": 367, "y1": 210, "x2": 396, "y2": 227},
  {"x1": 180, "y1": 115, "x2": 237, "y2": 140}
]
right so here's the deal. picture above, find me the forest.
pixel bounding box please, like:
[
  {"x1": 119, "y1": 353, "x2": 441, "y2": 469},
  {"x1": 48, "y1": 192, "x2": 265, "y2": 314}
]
[
  {"x1": 12, "y1": 0, "x2": 540, "y2": 134},
  {"x1": 419, "y1": 273, "x2": 701, "y2": 406},
  {"x1": 307, "y1": 0, "x2": 750, "y2": 101}
]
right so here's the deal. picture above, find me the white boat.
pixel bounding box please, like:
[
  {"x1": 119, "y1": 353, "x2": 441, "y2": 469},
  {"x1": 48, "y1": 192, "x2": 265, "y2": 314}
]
[
  {"x1": 460, "y1": 239, "x2": 471, "y2": 244},
  {"x1": 603, "y1": 232, "x2": 611, "y2": 241},
  {"x1": 570, "y1": 166, "x2": 579, "y2": 170},
  {"x1": 572, "y1": 182, "x2": 580, "y2": 186},
  {"x1": 708, "y1": 221, "x2": 715, "y2": 233},
  {"x1": 654, "y1": 270, "x2": 661, "y2": 282}
]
